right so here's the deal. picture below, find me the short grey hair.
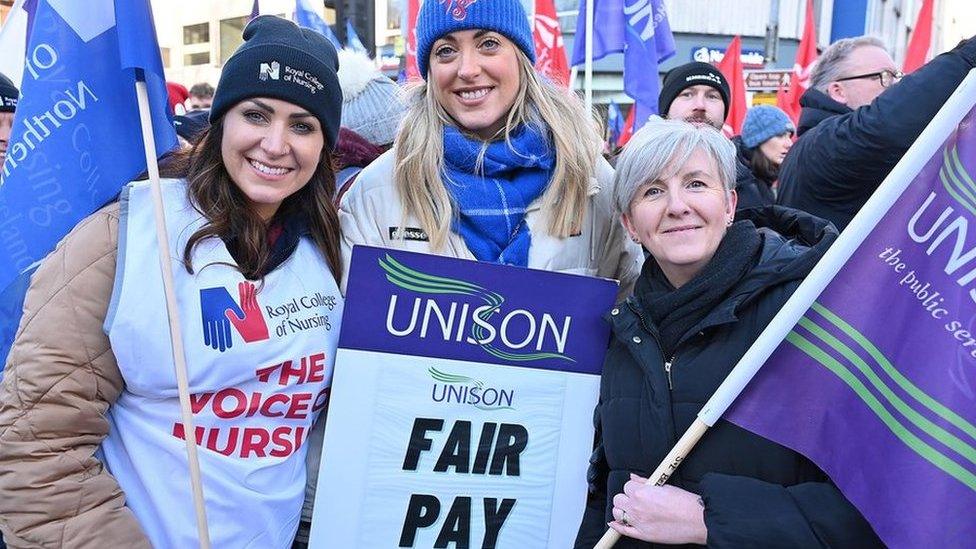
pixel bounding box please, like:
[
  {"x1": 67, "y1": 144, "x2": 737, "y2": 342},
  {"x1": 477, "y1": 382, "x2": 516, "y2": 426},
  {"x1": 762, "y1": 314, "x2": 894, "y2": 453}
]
[
  {"x1": 613, "y1": 118, "x2": 736, "y2": 215},
  {"x1": 809, "y1": 36, "x2": 887, "y2": 92}
]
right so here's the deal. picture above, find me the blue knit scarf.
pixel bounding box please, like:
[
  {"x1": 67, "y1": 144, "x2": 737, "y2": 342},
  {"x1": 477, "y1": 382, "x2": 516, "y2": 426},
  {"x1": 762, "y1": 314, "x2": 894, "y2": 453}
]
[{"x1": 442, "y1": 125, "x2": 555, "y2": 266}]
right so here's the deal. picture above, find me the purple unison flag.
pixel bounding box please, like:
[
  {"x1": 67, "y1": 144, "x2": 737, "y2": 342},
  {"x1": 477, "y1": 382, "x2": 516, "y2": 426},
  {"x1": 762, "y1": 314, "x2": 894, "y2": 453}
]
[
  {"x1": 623, "y1": 0, "x2": 674, "y2": 123},
  {"x1": 571, "y1": 0, "x2": 674, "y2": 126},
  {"x1": 570, "y1": 0, "x2": 626, "y2": 66},
  {"x1": 725, "y1": 105, "x2": 976, "y2": 546}
]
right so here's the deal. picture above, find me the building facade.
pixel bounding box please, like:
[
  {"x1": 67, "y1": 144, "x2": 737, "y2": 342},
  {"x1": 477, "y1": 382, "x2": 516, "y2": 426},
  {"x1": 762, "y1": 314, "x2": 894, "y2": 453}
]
[
  {"x1": 150, "y1": 0, "x2": 333, "y2": 88},
  {"x1": 114, "y1": 0, "x2": 975, "y2": 106}
]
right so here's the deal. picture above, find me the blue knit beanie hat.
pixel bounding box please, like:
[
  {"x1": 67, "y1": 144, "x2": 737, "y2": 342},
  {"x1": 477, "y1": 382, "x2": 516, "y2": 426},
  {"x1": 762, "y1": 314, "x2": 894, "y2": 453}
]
[
  {"x1": 416, "y1": 0, "x2": 535, "y2": 78},
  {"x1": 741, "y1": 105, "x2": 795, "y2": 149}
]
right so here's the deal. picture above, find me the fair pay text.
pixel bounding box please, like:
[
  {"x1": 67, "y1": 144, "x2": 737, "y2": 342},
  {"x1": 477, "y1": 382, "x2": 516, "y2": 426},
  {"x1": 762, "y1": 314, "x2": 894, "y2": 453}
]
[{"x1": 398, "y1": 418, "x2": 528, "y2": 548}]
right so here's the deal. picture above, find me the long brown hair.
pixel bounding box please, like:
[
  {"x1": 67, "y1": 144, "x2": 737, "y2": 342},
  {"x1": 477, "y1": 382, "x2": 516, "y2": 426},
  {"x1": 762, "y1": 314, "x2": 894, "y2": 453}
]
[
  {"x1": 750, "y1": 149, "x2": 780, "y2": 184},
  {"x1": 161, "y1": 116, "x2": 342, "y2": 282}
]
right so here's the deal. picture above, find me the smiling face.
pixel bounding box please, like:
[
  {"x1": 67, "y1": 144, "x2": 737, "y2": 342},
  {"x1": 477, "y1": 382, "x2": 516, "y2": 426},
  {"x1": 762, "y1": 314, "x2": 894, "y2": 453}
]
[
  {"x1": 622, "y1": 147, "x2": 736, "y2": 288},
  {"x1": 758, "y1": 131, "x2": 794, "y2": 166},
  {"x1": 666, "y1": 85, "x2": 726, "y2": 130},
  {"x1": 221, "y1": 98, "x2": 324, "y2": 221},
  {"x1": 428, "y1": 29, "x2": 521, "y2": 140}
]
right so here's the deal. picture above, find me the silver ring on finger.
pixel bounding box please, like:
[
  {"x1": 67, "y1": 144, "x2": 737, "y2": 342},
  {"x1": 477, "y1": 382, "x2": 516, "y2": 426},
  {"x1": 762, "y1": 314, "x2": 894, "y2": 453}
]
[{"x1": 621, "y1": 509, "x2": 631, "y2": 527}]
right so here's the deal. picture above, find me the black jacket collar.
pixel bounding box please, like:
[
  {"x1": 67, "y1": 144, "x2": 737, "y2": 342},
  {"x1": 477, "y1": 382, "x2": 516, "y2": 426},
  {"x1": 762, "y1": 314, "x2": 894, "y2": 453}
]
[{"x1": 797, "y1": 88, "x2": 853, "y2": 136}]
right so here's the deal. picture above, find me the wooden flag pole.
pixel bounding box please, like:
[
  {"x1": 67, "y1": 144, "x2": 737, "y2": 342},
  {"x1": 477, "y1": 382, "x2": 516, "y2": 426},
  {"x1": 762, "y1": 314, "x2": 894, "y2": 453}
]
[
  {"x1": 134, "y1": 76, "x2": 212, "y2": 549},
  {"x1": 594, "y1": 68, "x2": 976, "y2": 549},
  {"x1": 593, "y1": 419, "x2": 708, "y2": 549}
]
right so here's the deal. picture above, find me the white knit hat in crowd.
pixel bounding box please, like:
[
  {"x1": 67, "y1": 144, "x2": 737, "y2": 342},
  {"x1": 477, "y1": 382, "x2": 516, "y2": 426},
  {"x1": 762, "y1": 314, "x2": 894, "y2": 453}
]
[{"x1": 336, "y1": 49, "x2": 406, "y2": 147}]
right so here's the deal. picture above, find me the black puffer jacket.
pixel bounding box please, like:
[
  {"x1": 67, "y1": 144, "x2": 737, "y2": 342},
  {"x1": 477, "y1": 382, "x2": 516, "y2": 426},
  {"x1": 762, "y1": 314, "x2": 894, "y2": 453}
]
[
  {"x1": 777, "y1": 36, "x2": 976, "y2": 232},
  {"x1": 732, "y1": 136, "x2": 775, "y2": 211},
  {"x1": 575, "y1": 207, "x2": 882, "y2": 548}
]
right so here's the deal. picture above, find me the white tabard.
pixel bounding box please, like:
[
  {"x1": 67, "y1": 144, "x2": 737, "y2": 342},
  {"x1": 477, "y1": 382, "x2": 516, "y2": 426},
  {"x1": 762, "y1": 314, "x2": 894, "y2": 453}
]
[{"x1": 103, "y1": 179, "x2": 343, "y2": 548}]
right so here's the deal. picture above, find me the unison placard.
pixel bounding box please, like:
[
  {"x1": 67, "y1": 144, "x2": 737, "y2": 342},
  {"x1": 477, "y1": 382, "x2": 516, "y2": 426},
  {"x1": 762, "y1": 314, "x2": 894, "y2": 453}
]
[{"x1": 310, "y1": 246, "x2": 618, "y2": 548}]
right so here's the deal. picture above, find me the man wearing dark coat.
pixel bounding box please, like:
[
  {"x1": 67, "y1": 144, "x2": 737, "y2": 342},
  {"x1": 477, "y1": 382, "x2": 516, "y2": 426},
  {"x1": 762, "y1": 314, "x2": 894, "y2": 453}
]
[{"x1": 777, "y1": 35, "x2": 976, "y2": 232}]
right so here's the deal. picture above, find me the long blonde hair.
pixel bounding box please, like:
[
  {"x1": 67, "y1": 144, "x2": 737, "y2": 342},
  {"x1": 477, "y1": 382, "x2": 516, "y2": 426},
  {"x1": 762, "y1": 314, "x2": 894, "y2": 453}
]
[{"x1": 393, "y1": 49, "x2": 602, "y2": 250}]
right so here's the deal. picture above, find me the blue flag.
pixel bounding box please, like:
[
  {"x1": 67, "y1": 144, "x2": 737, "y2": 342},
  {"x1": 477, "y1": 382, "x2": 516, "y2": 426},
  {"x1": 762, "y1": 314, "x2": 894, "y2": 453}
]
[
  {"x1": 250, "y1": 0, "x2": 260, "y2": 21},
  {"x1": 607, "y1": 100, "x2": 623, "y2": 145},
  {"x1": 345, "y1": 18, "x2": 368, "y2": 55},
  {"x1": 0, "y1": 0, "x2": 176, "y2": 364},
  {"x1": 294, "y1": 0, "x2": 342, "y2": 49},
  {"x1": 572, "y1": 0, "x2": 675, "y2": 126}
]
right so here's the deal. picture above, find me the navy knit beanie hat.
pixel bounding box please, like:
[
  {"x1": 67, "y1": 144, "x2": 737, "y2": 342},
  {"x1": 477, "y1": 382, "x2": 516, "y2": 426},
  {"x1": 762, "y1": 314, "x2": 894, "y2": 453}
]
[
  {"x1": 210, "y1": 15, "x2": 342, "y2": 149},
  {"x1": 0, "y1": 72, "x2": 18, "y2": 112},
  {"x1": 658, "y1": 62, "x2": 730, "y2": 120},
  {"x1": 416, "y1": 0, "x2": 535, "y2": 78},
  {"x1": 741, "y1": 105, "x2": 795, "y2": 149}
]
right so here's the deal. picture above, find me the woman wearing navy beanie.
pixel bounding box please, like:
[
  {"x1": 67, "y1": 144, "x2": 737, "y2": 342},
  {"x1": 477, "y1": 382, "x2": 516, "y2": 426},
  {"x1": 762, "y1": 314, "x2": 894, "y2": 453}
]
[
  {"x1": 339, "y1": 0, "x2": 641, "y2": 299},
  {"x1": 0, "y1": 16, "x2": 345, "y2": 548}
]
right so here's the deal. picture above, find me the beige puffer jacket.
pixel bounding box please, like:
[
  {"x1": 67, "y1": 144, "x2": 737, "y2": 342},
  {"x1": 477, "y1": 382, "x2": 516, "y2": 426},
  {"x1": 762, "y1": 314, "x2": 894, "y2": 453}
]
[{"x1": 0, "y1": 203, "x2": 151, "y2": 548}]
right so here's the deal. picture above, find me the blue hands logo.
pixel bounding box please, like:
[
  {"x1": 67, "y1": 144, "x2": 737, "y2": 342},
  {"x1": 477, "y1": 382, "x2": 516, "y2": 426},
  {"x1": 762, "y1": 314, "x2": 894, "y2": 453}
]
[{"x1": 200, "y1": 283, "x2": 270, "y2": 352}]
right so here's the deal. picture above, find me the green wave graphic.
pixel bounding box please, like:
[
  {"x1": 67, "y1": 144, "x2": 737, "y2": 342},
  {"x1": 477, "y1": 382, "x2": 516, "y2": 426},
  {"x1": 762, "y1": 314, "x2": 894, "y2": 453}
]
[
  {"x1": 941, "y1": 145, "x2": 976, "y2": 217},
  {"x1": 810, "y1": 302, "x2": 976, "y2": 442},
  {"x1": 797, "y1": 317, "x2": 976, "y2": 465},
  {"x1": 379, "y1": 254, "x2": 574, "y2": 362},
  {"x1": 428, "y1": 367, "x2": 476, "y2": 384},
  {"x1": 786, "y1": 330, "x2": 976, "y2": 491}
]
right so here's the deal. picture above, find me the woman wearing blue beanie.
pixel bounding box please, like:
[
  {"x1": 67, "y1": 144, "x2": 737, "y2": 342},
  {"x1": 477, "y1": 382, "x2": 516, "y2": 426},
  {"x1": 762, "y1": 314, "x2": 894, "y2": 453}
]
[
  {"x1": 339, "y1": 0, "x2": 641, "y2": 298},
  {"x1": 736, "y1": 105, "x2": 796, "y2": 208},
  {"x1": 0, "y1": 16, "x2": 344, "y2": 548}
]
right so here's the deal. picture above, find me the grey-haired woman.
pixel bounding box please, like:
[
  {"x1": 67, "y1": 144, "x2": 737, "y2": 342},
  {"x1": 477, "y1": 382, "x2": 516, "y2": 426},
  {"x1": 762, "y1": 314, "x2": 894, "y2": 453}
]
[{"x1": 576, "y1": 119, "x2": 882, "y2": 547}]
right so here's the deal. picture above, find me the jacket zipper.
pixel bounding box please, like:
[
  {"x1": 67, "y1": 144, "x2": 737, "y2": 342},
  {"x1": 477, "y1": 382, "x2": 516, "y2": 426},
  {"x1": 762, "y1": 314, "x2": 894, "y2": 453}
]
[
  {"x1": 626, "y1": 300, "x2": 675, "y2": 391},
  {"x1": 664, "y1": 356, "x2": 674, "y2": 390}
]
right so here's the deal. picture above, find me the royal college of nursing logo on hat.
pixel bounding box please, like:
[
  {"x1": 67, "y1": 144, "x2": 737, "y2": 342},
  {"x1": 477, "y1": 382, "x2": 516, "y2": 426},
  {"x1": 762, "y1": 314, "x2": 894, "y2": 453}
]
[
  {"x1": 440, "y1": 0, "x2": 477, "y2": 21},
  {"x1": 259, "y1": 61, "x2": 281, "y2": 81}
]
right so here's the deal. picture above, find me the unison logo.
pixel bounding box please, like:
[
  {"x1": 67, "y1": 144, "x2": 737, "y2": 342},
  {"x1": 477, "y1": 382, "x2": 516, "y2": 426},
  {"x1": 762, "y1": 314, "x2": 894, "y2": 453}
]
[
  {"x1": 429, "y1": 367, "x2": 515, "y2": 410},
  {"x1": 379, "y1": 254, "x2": 575, "y2": 362}
]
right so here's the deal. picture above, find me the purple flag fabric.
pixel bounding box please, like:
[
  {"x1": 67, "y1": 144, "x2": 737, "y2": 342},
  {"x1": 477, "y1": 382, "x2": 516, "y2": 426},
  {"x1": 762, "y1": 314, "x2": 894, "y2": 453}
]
[
  {"x1": 726, "y1": 105, "x2": 976, "y2": 547},
  {"x1": 571, "y1": 0, "x2": 675, "y2": 123},
  {"x1": 250, "y1": 0, "x2": 259, "y2": 21}
]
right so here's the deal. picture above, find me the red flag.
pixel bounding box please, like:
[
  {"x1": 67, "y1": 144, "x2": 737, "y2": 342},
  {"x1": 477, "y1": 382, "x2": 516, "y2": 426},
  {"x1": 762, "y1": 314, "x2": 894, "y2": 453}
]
[
  {"x1": 716, "y1": 35, "x2": 747, "y2": 137},
  {"x1": 532, "y1": 0, "x2": 570, "y2": 86},
  {"x1": 617, "y1": 103, "x2": 636, "y2": 147},
  {"x1": 403, "y1": 0, "x2": 421, "y2": 81},
  {"x1": 785, "y1": 0, "x2": 818, "y2": 125},
  {"x1": 903, "y1": 0, "x2": 934, "y2": 74}
]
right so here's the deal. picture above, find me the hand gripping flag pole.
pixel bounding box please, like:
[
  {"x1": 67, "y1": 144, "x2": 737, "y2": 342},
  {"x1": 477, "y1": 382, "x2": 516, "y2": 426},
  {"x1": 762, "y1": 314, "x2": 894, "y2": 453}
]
[
  {"x1": 594, "y1": 68, "x2": 976, "y2": 549},
  {"x1": 134, "y1": 72, "x2": 212, "y2": 549}
]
